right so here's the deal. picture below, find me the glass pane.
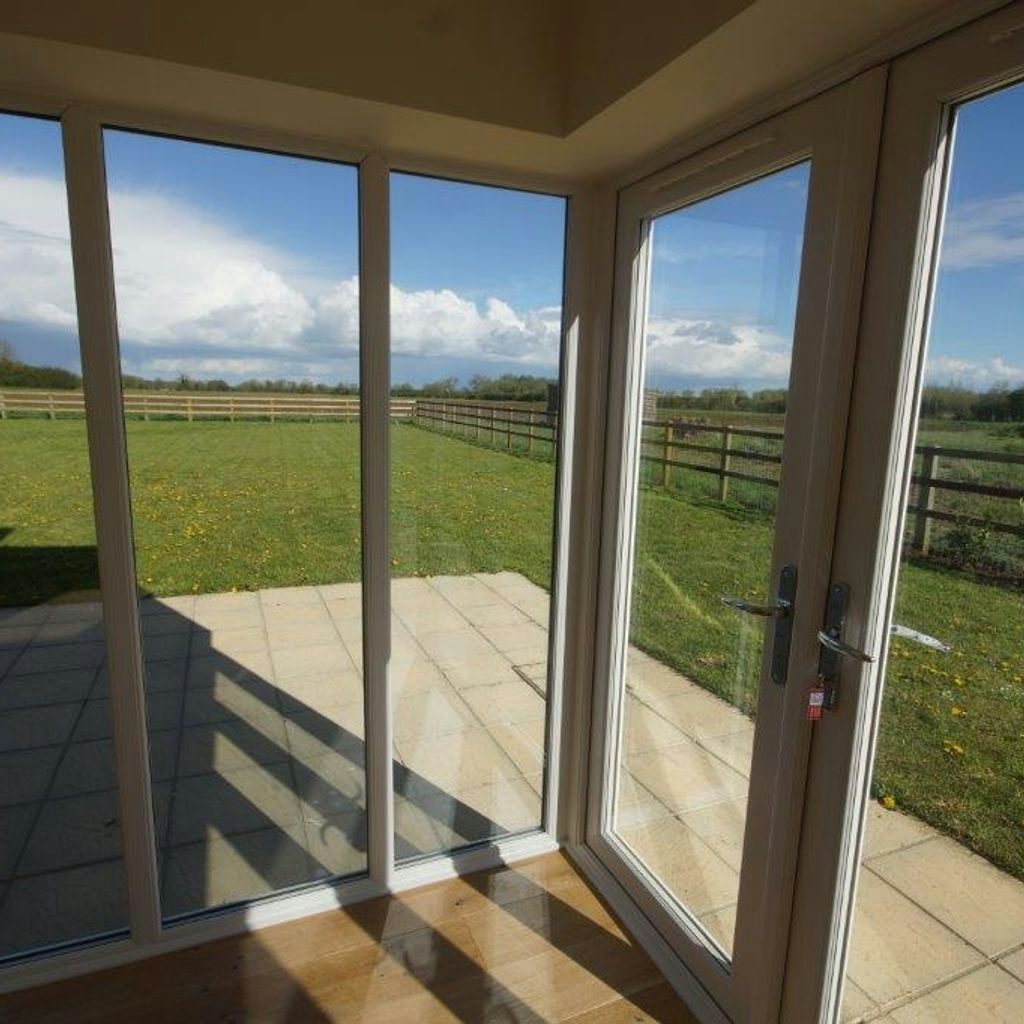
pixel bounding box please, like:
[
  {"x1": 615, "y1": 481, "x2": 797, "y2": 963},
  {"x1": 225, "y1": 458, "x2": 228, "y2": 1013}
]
[
  {"x1": 104, "y1": 130, "x2": 364, "y2": 919},
  {"x1": 610, "y1": 164, "x2": 810, "y2": 956},
  {"x1": 0, "y1": 113, "x2": 128, "y2": 956},
  {"x1": 389, "y1": 173, "x2": 565, "y2": 860},
  {"x1": 845, "y1": 84, "x2": 1024, "y2": 1019}
]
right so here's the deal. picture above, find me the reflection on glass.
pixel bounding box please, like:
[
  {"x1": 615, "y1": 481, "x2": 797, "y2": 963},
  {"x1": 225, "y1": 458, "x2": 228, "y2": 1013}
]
[
  {"x1": 104, "y1": 130, "x2": 364, "y2": 918},
  {"x1": 0, "y1": 113, "x2": 128, "y2": 956},
  {"x1": 611, "y1": 164, "x2": 810, "y2": 956},
  {"x1": 389, "y1": 173, "x2": 565, "y2": 860},
  {"x1": 844, "y1": 85, "x2": 1024, "y2": 1019}
]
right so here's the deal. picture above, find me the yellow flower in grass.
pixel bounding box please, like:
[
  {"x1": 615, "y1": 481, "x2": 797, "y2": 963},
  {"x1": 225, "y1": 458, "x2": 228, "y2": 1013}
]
[
  {"x1": 942, "y1": 740, "x2": 965, "y2": 757},
  {"x1": 950, "y1": 705, "x2": 967, "y2": 717},
  {"x1": 881, "y1": 794, "x2": 897, "y2": 811}
]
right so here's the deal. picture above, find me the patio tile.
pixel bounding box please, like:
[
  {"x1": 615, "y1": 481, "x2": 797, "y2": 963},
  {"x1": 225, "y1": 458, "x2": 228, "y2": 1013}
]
[
  {"x1": 516, "y1": 662, "x2": 548, "y2": 692},
  {"x1": 488, "y1": 721, "x2": 546, "y2": 777},
  {"x1": 889, "y1": 964, "x2": 1024, "y2": 1022},
  {"x1": 0, "y1": 746, "x2": 62, "y2": 806},
  {"x1": 394, "y1": 795, "x2": 444, "y2": 859},
  {"x1": 479, "y1": 621, "x2": 548, "y2": 655},
  {"x1": 0, "y1": 703, "x2": 79, "y2": 752},
  {"x1": 262, "y1": 603, "x2": 331, "y2": 629},
  {"x1": 516, "y1": 597, "x2": 551, "y2": 625},
  {"x1": 186, "y1": 650, "x2": 275, "y2": 687},
  {"x1": 396, "y1": 604, "x2": 469, "y2": 636},
  {"x1": 458, "y1": 679, "x2": 545, "y2": 727},
  {"x1": 428, "y1": 575, "x2": 499, "y2": 609},
  {"x1": 74, "y1": 691, "x2": 182, "y2": 741},
  {"x1": 0, "y1": 649, "x2": 17, "y2": 679},
  {"x1": 416, "y1": 627, "x2": 497, "y2": 668},
  {"x1": 275, "y1": 670, "x2": 363, "y2": 716},
  {"x1": 32, "y1": 619, "x2": 105, "y2": 646},
  {"x1": 626, "y1": 740, "x2": 748, "y2": 814},
  {"x1": 392, "y1": 657, "x2": 447, "y2": 697},
  {"x1": 614, "y1": 771, "x2": 671, "y2": 830},
  {"x1": 259, "y1": 585, "x2": 323, "y2": 607},
  {"x1": 846, "y1": 870, "x2": 984, "y2": 1004},
  {"x1": 140, "y1": 658, "x2": 188, "y2": 693},
  {"x1": 861, "y1": 801, "x2": 937, "y2": 861},
  {"x1": 182, "y1": 678, "x2": 281, "y2": 727},
  {"x1": 265, "y1": 621, "x2": 341, "y2": 650},
  {"x1": 459, "y1": 603, "x2": 531, "y2": 629},
  {"x1": 142, "y1": 632, "x2": 191, "y2": 662},
  {"x1": 162, "y1": 823, "x2": 315, "y2": 918},
  {"x1": 140, "y1": 611, "x2": 192, "y2": 636},
  {"x1": 317, "y1": 582, "x2": 361, "y2": 601},
  {"x1": 0, "y1": 667, "x2": 96, "y2": 710},
  {"x1": 292, "y1": 752, "x2": 366, "y2": 821},
  {"x1": 189, "y1": 626, "x2": 267, "y2": 658},
  {"x1": 177, "y1": 718, "x2": 290, "y2": 776},
  {"x1": 324, "y1": 596, "x2": 362, "y2": 625},
  {"x1": 140, "y1": 595, "x2": 195, "y2": 618},
  {"x1": 870, "y1": 836, "x2": 1024, "y2": 955},
  {"x1": 698, "y1": 726, "x2": 755, "y2": 778},
  {"x1": 303, "y1": 811, "x2": 367, "y2": 878},
  {"x1": 190, "y1": 604, "x2": 264, "y2": 632},
  {"x1": 698, "y1": 903, "x2": 736, "y2": 952},
  {"x1": 0, "y1": 804, "x2": 37, "y2": 879},
  {"x1": 646, "y1": 689, "x2": 749, "y2": 741},
  {"x1": 9, "y1": 640, "x2": 105, "y2": 677},
  {"x1": 619, "y1": 815, "x2": 739, "y2": 916},
  {"x1": 168, "y1": 763, "x2": 304, "y2": 844},
  {"x1": 622, "y1": 702, "x2": 688, "y2": 755},
  {"x1": 422, "y1": 776, "x2": 542, "y2": 848},
  {"x1": 0, "y1": 625, "x2": 40, "y2": 650},
  {"x1": 398, "y1": 727, "x2": 521, "y2": 797},
  {"x1": 679, "y1": 797, "x2": 747, "y2": 871},
  {"x1": 0, "y1": 607, "x2": 50, "y2": 628},
  {"x1": 1000, "y1": 947, "x2": 1024, "y2": 983},
  {"x1": 285, "y1": 706, "x2": 365, "y2": 762},
  {"x1": 0, "y1": 859, "x2": 127, "y2": 957},
  {"x1": 270, "y1": 641, "x2": 355, "y2": 682},
  {"x1": 839, "y1": 979, "x2": 878, "y2": 1022},
  {"x1": 393, "y1": 687, "x2": 478, "y2": 742},
  {"x1": 193, "y1": 591, "x2": 261, "y2": 614},
  {"x1": 442, "y1": 653, "x2": 521, "y2": 689},
  {"x1": 18, "y1": 789, "x2": 124, "y2": 874}
]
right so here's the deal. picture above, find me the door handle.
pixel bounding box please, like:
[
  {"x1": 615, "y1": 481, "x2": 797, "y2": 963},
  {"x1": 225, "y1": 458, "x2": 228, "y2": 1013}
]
[
  {"x1": 890, "y1": 623, "x2": 951, "y2": 653},
  {"x1": 721, "y1": 596, "x2": 790, "y2": 618},
  {"x1": 721, "y1": 564, "x2": 797, "y2": 685},
  {"x1": 816, "y1": 628, "x2": 876, "y2": 664}
]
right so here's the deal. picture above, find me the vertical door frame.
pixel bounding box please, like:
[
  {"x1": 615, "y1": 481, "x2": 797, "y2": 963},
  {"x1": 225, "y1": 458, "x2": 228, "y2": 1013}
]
[
  {"x1": 581, "y1": 70, "x2": 887, "y2": 1022},
  {"x1": 784, "y1": 5, "x2": 1024, "y2": 1020}
]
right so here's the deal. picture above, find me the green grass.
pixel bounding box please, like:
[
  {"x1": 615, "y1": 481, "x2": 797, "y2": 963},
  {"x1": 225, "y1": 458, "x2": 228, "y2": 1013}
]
[{"x1": 1, "y1": 417, "x2": 1021, "y2": 878}]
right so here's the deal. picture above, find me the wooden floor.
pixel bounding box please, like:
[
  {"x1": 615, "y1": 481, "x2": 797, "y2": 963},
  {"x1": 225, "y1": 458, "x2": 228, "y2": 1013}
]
[{"x1": 0, "y1": 853, "x2": 697, "y2": 1023}]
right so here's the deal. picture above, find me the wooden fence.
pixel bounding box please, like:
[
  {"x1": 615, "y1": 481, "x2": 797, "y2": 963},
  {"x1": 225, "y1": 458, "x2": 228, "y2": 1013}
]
[
  {"x1": 413, "y1": 398, "x2": 557, "y2": 454},
  {"x1": 640, "y1": 420, "x2": 1024, "y2": 547},
  {"x1": 0, "y1": 389, "x2": 415, "y2": 421}
]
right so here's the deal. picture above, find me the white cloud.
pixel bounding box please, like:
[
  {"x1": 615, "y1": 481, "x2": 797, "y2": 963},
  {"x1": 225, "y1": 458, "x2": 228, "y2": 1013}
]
[
  {"x1": 0, "y1": 167, "x2": 562, "y2": 380},
  {"x1": 643, "y1": 316, "x2": 792, "y2": 384},
  {"x1": 941, "y1": 192, "x2": 1024, "y2": 269},
  {"x1": 926, "y1": 354, "x2": 1024, "y2": 389}
]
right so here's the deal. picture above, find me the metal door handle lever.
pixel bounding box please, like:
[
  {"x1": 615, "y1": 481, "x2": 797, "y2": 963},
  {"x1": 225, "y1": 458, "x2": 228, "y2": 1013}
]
[
  {"x1": 890, "y1": 623, "x2": 951, "y2": 653},
  {"x1": 816, "y1": 628, "x2": 876, "y2": 664},
  {"x1": 721, "y1": 596, "x2": 790, "y2": 618}
]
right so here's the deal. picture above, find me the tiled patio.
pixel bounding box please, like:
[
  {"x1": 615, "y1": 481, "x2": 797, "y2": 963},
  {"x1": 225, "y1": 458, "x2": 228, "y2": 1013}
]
[{"x1": 1, "y1": 573, "x2": 1023, "y2": 1022}]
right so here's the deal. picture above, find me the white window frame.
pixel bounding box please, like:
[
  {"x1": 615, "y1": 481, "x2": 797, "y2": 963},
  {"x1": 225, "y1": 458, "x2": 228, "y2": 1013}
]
[{"x1": 0, "y1": 99, "x2": 577, "y2": 992}]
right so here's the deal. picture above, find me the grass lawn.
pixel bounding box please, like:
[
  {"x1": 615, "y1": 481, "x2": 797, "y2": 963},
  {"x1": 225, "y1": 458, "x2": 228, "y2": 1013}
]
[{"x1": 1, "y1": 417, "x2": 1021, "y2": 878}]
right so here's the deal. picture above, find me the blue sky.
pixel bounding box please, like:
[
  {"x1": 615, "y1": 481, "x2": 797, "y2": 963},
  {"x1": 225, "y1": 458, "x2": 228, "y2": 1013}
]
[{"x1": 0, "y1": 84, "x2": 1022, "y2": 393}]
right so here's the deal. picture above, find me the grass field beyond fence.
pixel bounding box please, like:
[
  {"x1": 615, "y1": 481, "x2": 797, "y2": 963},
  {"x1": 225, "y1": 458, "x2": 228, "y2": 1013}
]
[{"x1": 1, "y1": 417, "x2": 1022, "y2": 881}]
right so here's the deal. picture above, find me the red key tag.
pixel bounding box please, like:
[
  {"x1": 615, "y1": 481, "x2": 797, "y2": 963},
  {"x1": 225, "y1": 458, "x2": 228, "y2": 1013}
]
[{"x1": 805, "y1": 679, "x2": 826, "y2": 721}]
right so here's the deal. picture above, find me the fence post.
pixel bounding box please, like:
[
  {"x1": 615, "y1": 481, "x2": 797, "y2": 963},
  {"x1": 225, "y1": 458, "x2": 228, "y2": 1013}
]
[
  {"x1": 475, "y1": 404, "x2": 481, "y2": 443},
  {"x1": 913, "y1": 447, "x2": 940, "y2": 554},
  {"x1": 143, "y1": 395, "x2": 150, "y2": 422},
  {"x1": 0, "y1": 392, "x2": 5, "y2": 420},
  {"x1": 187, "y1": 396, "x2": 193, "y2": 422},
  {"x1": 506, "y1": 408, "x2": 512, "y2": 449},
  {"x1": 719, "y1": 425, "x2": 733, "y2": 502},
  {"x1": 528, "y1": 411, "x2": 534, "y2": 454},
  {"x1": 229, "y1": 395, "x2": 235, "y2": 422},
  {"x1": 270, "y1": 396, "x2": 276, "y2": 423},
  {"x1": 661, "y1": 421, "x2": 671, "y2": 488},
  {"x1": 48, "y1": 393, "x2": 56, "y2": 420},
  {"x1": 490, "y1": 407, "x2": 496, "y2": 445}
]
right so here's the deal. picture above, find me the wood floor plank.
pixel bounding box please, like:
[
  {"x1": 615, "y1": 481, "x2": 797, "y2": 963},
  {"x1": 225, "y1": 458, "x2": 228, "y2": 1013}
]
[{"x1": 0, "y1": 853, "x2": 695, "y2": 1024}]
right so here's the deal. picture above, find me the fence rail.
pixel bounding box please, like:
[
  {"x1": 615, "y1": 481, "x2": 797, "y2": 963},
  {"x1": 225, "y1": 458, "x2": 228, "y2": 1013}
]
[
  {"x1": 0, "y1": 389, "x2": 415, "y2": 421},
  {"x1": 5, "y1": 389, "x2": 1022, "y2": 546}
]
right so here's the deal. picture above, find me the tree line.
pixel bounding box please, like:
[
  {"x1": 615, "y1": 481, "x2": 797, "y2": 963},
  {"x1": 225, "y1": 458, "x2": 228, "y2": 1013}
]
[
  {"x1": 0, "y1": 343, "x2": 555, "y2": 402},
  {"x1": 656, "y1": 384, "x2": 1024, "y2": 422}
]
